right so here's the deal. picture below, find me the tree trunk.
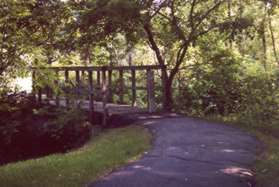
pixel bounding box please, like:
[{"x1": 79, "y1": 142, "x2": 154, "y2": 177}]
[
  {"x1": 228, "y1": 0, "x2": 233, "y2": 48},
  {"x1": 261, "y1": 3, "x2": 268, "y2": 71},
  {"x1": 163, "y1": 78, "x2": 173, "y2": 111},
  {"x1": 161, "y1": 67, "x2": 174, "y2": 112},
  {"x1": 268, "y1": 14, "x2": 279, "y2": 64},
  {"x1": 261, "y1": 26, "x2": 267, "y2": 70}
]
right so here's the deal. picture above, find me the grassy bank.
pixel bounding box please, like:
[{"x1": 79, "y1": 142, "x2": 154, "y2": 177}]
[
  {"x1": 0, "y1": 126, "x2": 151, "y2": 187},
  {"x1": 206, "y1": 115, "x2": 279, "y2": 187},
  {"x1": 253, "y1": 132, "x2": 279, "y2": 187}
]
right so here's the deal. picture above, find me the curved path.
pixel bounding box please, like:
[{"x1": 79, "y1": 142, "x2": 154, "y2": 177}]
[{"x1": 90, "y1": 114, "x2": 261, "y2": 187}]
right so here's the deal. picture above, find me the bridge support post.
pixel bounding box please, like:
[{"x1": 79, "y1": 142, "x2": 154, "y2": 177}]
[
  {"x1": 108, "y1": 70, "x2": 113, "y2": 102},
  {"x1": 38, "y1": 87, "x2": 42, "y2": 104},
  {"x1": 97, "y1": 71, "x2": 101, "y2": 100},
  {"x1": 32, "y1": 69, "x2": 42, "y2": 104},
  {"x1": 75, "y1": 70, "x2": 81, "y2": 108},
  {"x1": 147, "y1": 69, "x2": 156, "y2": 113},
  {"x1": 88, "y1": 70, "x2": 94, "y2": 124},
  {"x1": 119, "y1": 69, "x2": 124, "y2": 104},
  {"x1": 31, "y1": 70, "x2": 36, "y2": 101},
  {"x1": 64, "y1": 70, "x2": 70, "y2": 109},
  {"x1": 131, "y1": 69, "x2": 136, "y2": 107},
  {"x1": 55, "y1": 70, "x2": 60, "y2": 107},
  {"x1": 102, "y1": 67, "x2": 108, "y2": 126}
]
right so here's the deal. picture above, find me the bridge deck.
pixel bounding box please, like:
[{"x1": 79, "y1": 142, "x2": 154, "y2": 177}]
[{"x1": 47, "y1": 98, "x2": 146, "y2": 115}]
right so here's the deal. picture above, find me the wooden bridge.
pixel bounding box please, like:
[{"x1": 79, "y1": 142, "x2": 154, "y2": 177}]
[{"x1": 31, "y1": 65, "x2": 165, "y2": 125}]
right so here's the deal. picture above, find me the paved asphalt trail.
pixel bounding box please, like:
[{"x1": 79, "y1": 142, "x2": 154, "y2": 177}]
[{"x1": 89, "y1": 114, "x2": 261, "y2": 187}]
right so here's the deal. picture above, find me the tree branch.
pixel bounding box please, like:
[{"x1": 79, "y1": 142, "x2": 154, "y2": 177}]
[
  {"x1": 193, "y1": 0, "x2": 225, "y2": 31},
  {"x1": 143, "y1": 23, "x2": 165, "y2": 67}
]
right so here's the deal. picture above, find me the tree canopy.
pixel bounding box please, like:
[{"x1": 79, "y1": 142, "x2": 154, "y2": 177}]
[{"x1": 0, "y1": 0, "x2": 278, "y2": 110}]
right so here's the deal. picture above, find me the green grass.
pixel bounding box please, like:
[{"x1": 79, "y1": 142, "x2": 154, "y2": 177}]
[
  {"x1": 0, "y1": 126, "x2": 151, "y2": 187},
  {"x1": 205, "y1": 115, "x2": 279, "y2": 187},
  {"x1": 253, "y1": 132, "x2": 279, "y2": 187}
]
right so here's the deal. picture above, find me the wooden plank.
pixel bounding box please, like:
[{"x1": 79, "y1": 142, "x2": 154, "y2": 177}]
[
  {"x1": 147, "y1": 69, "x2": 156, "y2": 113},
  {"x1": 88, "y1": 70, "x2": 94, "y2": 124},
  {"x1": 131, "y1": 69, "x2": 136, "y2": 107},
  {"x1": 64, "y1": 70, "x2": 70, "y2": 108},
  {"x1": 119, "y1": 69, "x2": 124, "y2": 104}
]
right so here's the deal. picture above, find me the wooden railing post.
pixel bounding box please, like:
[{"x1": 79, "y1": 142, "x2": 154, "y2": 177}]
[
  {"x1": 45, "y1": 70, "x2": 53, "y2": 104},
  {"x1": 55, "y1": 70, "x2": 60, "y2": 107},
  {"x1": 108, "y1": 69, "x2": 113, "y2": 102},
  {"x1": 97, "y1": 70, "x2": 101, "y2": 86},
  {"x1": 38, "y1": 87, "x2": 42, "y2": 104},
  {"x1": 45, "y1": 85, "x2": 51, "y2": 104},
  {"x1": 147, "y1": 69, "x2": 156, "y2": 113},
  {"x1": 88, "y1": 70, "x2": 94, "y2": 124},
  {"x1": 96, "y1": 70, "x2": 101, "y2": 101},
  {"x1": 64, "y1": 70, "x2": 70, "y2": 109},
  {"x1": 32, "y1": 70, "x2": 42, "y2": 104},
  {"x1": 119, "y1": 69, "x2": 124, "y2": 104},
  {"x1": 131, "y1": 68, "x2": 136, "y2": 107},
  {"x1": 31, "y1": 70, "x2": 36, "y2": 100},
  {"x1": 101, "y1": 67, "x2": 108, "y2": 126},
  {"x1": 32, "y1": 69, "x2": 42, "y2": 104},
  {"x1": 75, "y1": 70, "x2": 81, "y2": 108}
]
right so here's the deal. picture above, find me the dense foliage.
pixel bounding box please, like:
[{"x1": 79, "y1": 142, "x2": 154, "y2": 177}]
[
  {"x1": 174, "y1": 47, "x2": 279, "y2": 123},
  {"x1": 0, "y1": 93, "x2": 92, "y2": 165}
]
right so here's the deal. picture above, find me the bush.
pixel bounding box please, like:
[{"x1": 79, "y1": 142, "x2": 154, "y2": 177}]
[
  {"x1": 40, "y1": 109, "x2": 92, "y2": 152},
  {"x1": 238, "y1": 72, "x2": 279, "y2": 125},
  {"x1": 0, "y1": 93, "x2": 92, "y2": 165},
  {"x1": 174, "y1": 48, "x2": 243, "y2": 115},
  {"x1": 174, "y1": 47, "x2": 279, "y2": 126}
]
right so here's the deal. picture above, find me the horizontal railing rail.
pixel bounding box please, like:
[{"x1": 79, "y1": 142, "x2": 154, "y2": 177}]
[{"x1": 31, "y1": 65, "x2": 163, "y2": 71}]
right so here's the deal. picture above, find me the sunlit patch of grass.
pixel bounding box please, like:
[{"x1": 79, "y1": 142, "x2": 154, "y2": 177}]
[{"x1": 0, "y1": 126, "x2": 151, "y2": 187}]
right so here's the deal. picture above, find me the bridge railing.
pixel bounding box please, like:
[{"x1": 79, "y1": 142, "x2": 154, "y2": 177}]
[{"x1": 31, "y1": 65, "x2": 164, "y2": 125}]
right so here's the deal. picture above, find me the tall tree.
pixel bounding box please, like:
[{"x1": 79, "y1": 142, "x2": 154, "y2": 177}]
[
  {"x1": 267, "y1": 0, "x2": 279, "y2": 64},
  {"x1": 70, "y1": 0, "x2": 254, "y2": 110},
  {"x1": 138, "y1": 0, "x2": 253, "y2": 110}
]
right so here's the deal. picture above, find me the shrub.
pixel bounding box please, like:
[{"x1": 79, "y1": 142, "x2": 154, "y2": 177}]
[
  {"x1": 40, "y1": 109, "x2": 92, "y2": 152},
  {"x1": 0, "y1": 93, "x2": 92, "y2": 165},
  {"x1": 238, "y1": 72, "x2": 279, "y2": 125},
  {"x1": 174, "y1": 48, "x2": 243, "y2": 115},
  {"x1": 174, "y1": 47, "x2": 279, "y2": 126}
]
